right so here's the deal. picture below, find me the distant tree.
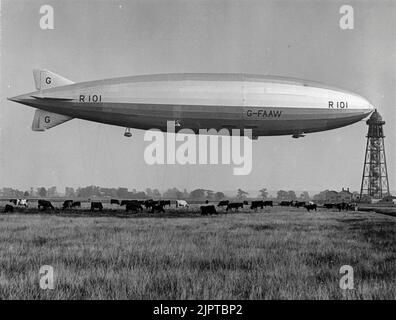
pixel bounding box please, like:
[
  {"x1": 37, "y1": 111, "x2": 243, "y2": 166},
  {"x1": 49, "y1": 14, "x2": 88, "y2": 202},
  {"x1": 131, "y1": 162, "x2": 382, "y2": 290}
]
[
  {"x1": 145, "y1": 188, "x2": 153, "y2": 198},
  {"x1": 237, "y1": 189, "x2": 248, "y2": 200},
  {"x1": 116, "y1": 187, "x2": 129, "y2": 198},
  {"x1": 182, "y1": 188, "x2": 189, "y2": 199},
  {"x1": 276, "y1": 190, "x2": 288, "y2": 201},
  {"x1": 134, "y1": 191, "x2": 147, "y2": 199},
  {"x1": 312, "y1": 190, "x2": 330, "y2": 202},
  {"x1": 65, "y1": 187, "x2": 75, "y2": 198},
  {"x1": 100, "y1": 188, "x2": 117, "y2": 197},
  {"x1": 206, "y1": 190, "x2": 214, "y2": 200},
  {"x1": 163, "y1": 188, "x2": 183, "y2": 199},
  {"x1": 287, "y1": 190, "x2": 297, "y2": 200},
  {"x1": 259, "y1": 188, "x2": 268, "y2": 199},
  {"x1": 299, "y1": 191, "x2": 310, "y2": 201},
  {"x1": 47, "y1": 186, "x2": 58, "y2": 197},
  {"x1": 152, "y1": 189, "x2": 161, "y2": 198},
  {"x1": 189, "y1": 189, "x2": 206, "y2": 200},
  {"x1": 214, "y1": 192, "x2": 225, "y2": 200},
  {"x1": 37, "y1": 187, "x2": 47, "y2": 197},
  {"x1": 15, "y1": 189, "x2": 24, "y2": 198},
  {"x1": 23, "y1": 191, "x2": 29, "y2": 197}
]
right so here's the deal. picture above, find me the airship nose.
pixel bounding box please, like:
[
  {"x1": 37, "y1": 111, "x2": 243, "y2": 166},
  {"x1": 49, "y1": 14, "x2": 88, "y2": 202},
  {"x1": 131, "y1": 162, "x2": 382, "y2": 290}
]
[
  {"x1": 7, "y1": 93, "x2": 33, "y2": 103},
  {"x1": 8, "y1": 94, "x2": 27, "y2": 103}
]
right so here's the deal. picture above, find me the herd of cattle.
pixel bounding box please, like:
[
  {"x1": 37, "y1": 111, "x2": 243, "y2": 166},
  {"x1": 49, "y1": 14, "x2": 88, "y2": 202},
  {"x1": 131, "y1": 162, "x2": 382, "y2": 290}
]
[{"x1": 2, "y1": 198, "x2": 357, "y2": 215}]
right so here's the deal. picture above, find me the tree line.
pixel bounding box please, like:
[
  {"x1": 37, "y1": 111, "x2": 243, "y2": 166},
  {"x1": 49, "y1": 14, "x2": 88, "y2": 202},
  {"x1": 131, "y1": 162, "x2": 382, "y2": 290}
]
[{"x1": 0, "y1": 186, "x2": 312, "y2": 201}]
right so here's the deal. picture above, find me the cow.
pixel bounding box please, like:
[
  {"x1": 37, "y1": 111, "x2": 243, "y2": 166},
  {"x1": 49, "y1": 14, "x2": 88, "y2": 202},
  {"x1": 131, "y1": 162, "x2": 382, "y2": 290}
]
[
  {"x1": 9, "y1": 199, "x2": 28, "y2": 207},
  {"x1": 294, "y1": 201, "x2": 306, "y2": 208},
  {"x1": 62, "y1": 200, "x2": 74, "y2": 210},
  {"x1": 226, "y1": 202, "x2": 244, "y2": 212},
  {"x1": 279, "y1": 201, "x2": 292, "y2": 206},
  {"x1": 110, "y1": 199, "x2": 120, "y2": 205},
  {"x1": 121, "y1": 200, "x2": 143, "y2": 207},
  {"x1": 263, "y1": 200, "x2": 273, "y2": 207},
  {"x1": 176, "y1": 200, "x2": 189, "y2": 208},
  {"x1": 38, "y1": 199, "x2": 55, "y2": 211},
  {"x1": 125, "y1": 202, "x2": 143, "y2": 213},
  {"x1": 217, "y1": 200, "x2": 229, "y2": 208},
  {"x1": 335, "y1": 202, "x2": 352, "y2": 212},
  {"x1": 150, "y1": 204, "x2": 165, "y2": 213},
  {"x1": 200, "y1": 205, "x2": 217, "y2": 215},
  {"x1": 71, "y1": 201, "x2": 81, "y2": 208},
  {"x1": 144, "y1": 200, "x2": 157, "y2": 210},
  {"x1": 160, "y1": 200, "x2": 171, "y2": 207},
  {"x1": 323, "y1": 203, "x2": 334, "y2": 209},
  {"x1": 304, "y1": 204, "x2": 317, "y2": 212},
  {"x1": 18, "y1": 199, "x2": 28, "y2": 207},
  {"x1": 243, "y1": 200, "x2": 249, "y2": 205},
  {"x1": 4, "y1": 204, "x2": 14, "y2": 213},
  {"x1": 90, "y1": 202, "x2": 103, "y2": 211},
  {"x1": 250, "y1": 200, "x2": 264, "y2": 210},
  {"x1": 121, "y1": 200, "x2": 133, "y2": 206}
]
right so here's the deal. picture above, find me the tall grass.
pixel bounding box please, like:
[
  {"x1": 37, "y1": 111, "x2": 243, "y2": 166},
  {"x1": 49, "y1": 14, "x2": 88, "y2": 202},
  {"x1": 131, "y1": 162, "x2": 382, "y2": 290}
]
[{"x1": 0, "y1": 207, "x2": 394, "y2": 299}]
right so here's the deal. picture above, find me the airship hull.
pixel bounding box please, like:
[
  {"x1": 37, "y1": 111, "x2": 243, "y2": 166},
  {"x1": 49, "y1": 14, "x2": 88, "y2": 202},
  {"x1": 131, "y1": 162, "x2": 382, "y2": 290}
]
[{"x1": 9, "y1": 72, "x2": 374, "y2": 137}]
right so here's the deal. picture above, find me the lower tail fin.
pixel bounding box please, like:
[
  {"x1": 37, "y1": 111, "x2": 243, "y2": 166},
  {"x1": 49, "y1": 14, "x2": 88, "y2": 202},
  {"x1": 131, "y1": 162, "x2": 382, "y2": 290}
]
[{"x1": 32, "y1": 109, "x2": 72, "y2": 131}]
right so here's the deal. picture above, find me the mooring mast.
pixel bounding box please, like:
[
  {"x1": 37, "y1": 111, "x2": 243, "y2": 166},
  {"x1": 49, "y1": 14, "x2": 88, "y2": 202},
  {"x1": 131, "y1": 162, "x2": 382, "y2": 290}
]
[{"x1": 360, "y1": 110, "x2": 390, "y2": 199}]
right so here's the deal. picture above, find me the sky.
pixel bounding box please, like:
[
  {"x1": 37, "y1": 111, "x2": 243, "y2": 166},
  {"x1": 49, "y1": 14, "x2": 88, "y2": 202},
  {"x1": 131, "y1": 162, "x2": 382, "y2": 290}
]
[{"x1": 1, "y1": 0, "x2": 395, "y2": 195}]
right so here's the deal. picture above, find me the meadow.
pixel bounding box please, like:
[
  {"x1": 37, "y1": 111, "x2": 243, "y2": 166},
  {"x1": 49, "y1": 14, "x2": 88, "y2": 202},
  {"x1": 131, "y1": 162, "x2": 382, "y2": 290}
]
[{"x1": 0, "y1": 205, "x2": 394, "y2": 299}]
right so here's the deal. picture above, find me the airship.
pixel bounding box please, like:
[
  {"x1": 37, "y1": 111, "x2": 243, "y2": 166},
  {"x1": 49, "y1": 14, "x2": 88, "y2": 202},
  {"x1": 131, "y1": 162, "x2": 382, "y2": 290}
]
[{"x1": 8, "y1": 69, "x2": 374, "y2": 139}]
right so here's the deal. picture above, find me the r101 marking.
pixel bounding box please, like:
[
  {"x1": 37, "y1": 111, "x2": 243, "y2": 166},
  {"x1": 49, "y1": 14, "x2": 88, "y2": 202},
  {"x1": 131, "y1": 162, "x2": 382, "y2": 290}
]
[
  {"x1": 79, "y1": 95, "x2": 102, "y2": 102},
  {"x1": 329, "y1": 101, "x2": 348, "y2": 108}
]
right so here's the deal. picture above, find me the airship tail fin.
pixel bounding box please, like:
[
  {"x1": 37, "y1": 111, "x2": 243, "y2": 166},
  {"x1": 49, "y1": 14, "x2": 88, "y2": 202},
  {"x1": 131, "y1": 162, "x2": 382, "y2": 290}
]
[
  {"x1": 33, "y1": 69, "x2": 74, "y2": 90},
  {"x1": 32, "y1": 109, "x2": 73, "y2": 131}
]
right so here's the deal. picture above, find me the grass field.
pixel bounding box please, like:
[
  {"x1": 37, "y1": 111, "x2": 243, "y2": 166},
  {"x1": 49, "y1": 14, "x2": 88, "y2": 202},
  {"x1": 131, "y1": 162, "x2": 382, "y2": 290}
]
[{"x1": 0, "y1": 206, "x2": 394, "y2": 299}]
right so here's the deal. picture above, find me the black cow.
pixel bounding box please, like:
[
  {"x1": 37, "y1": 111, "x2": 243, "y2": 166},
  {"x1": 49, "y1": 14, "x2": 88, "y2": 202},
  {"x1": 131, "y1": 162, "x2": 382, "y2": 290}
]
[
  {"x1": 217, "y1": 200, "x2": 229, "y2": 208},
  {"x1": 122, "y1": 200, "x2": 143, "y2": 206},
  {"x1": 226, "y1": 202, "x2": 244, "y2": 212},
  {"x1": 110, "y1": 199, "x2": 120, "y2": 205},
  {"x1": 263, "y1": 201, "x2": 273, "y2": 207},
  {"x1": 125, "y1": 202, "x2": 143, "y2": 213},
  {"x1": 279, "y1": 201, "x2": 292, "y2": 206},
  {"x1": 4, "y1": 204, "x2": 14, "y2": 213},
  {"x1": 304, "y1": 204, "x2": 317, "y2": 212},
  {"x1": 335, "y1": 202, "x2": 352, "y2": 212},
  {"x1": 160, "y1": 200, "x2": 171, "y2": 207},
  {"x1": 62, "y1": 200, "x2": 73, "y2": 210},
  {"x1": 243, "y1": 200, "x2": 249, "y2": 205},
  {"x1": 200, "y1": 205, "x2": 217, "y2": 215},
  {"x1": 90, "y1": 202, "x2": 103, "y2": 211},
  {"x1": 150, "y1": 204, "x2": 165, "y2": 213},
  {"x1": 144, "y1": 200, "x2": 157, "y2": 210},
  {"x1": 294, "y1": 201, "x2": 306, "y2": 208},
  {"x1": 9, "y1": 199, "x2": 17, "y2": 205},
  {"x1": 38, "y1": 199, "x2": 55, "y2": 210},
  {"x1": 71, "y1": 201, "x2": 81, "y2": 208},
  {"x1": 250, "y1": 200, "x2": 264, "y2": 210},
  {"x1": 323, "y1": 203, "x2": 334, "y2": 209}
]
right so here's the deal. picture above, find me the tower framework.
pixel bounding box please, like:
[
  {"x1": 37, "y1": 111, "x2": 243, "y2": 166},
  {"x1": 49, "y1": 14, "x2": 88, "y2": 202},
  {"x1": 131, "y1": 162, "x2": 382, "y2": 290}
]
[{"x1": 360, "y1": 110, "x2": 390, "y2": 199}]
